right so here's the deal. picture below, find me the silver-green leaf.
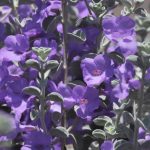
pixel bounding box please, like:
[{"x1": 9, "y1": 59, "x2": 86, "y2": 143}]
[
  {"x1": 23, "y1": 86, "x2": 41, "y2": 97},
  {"x1": 46, "y1": 92, "x2": 64, "y2": 102}
]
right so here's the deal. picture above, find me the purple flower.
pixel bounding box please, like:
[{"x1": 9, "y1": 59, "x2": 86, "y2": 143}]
[
  {"x1": 83, "y1": 26, "x2": 100, "y2": 50},
  {"x1": 22, "y1": 131, "x2": 51, "y2": 150},
  {"x1": 0, "y1": 48, "x2": 22, "y2": 62},
  {"x1": 101, "y1": 140, "x2": 113, "y2": 150},
  {"x1": 4, "y1": 78, "x2": 28, "y2": 122},
  {"x1": 33, "y1": 38, "x2": 51, "y2": 47},
  {"x1": 4, "y1": 34, "x2": 29, "y2": 53},
  {"x1": 108, "y1": 37, "x2": 137, "y2": 57},
  {"x1": 39, "y1": 1, "x2": 61, "y2": 20},
  {"x1": 138, "y1": 127, "x2": 146, "y2": 139},
  {"x1": 76, "y1": 1, "x2": 89, "y2": 19},
  {"x1": 73, "y1": 85, "x2": 100, "y2": 119},
  {"x1": 18, "y1": 4, "x2": 33, "y2": 19},
  {"x1": 23, "y1": 15, "x2": 42, "y2": 37},
  {"x1": 112, "y1": 62, "x2": 140, "y2": 100},
  {"x1": 112, "y1": 82, "x2": 130, "y2": 100},
  {"x1": 47, "y1": 81, "x2": 61, "y2": 117},
  {"x1": 5, "y1": 90, "x2": 25, "y2": 109},
  {"x1": 33, "y1": 39, "x2": 58, "y2": 59},
  {"x1": 81, "y1": 54, "x2": 113, "y2": 86},
  {"x1": 58, "y1": 82, "x2": 76, "y2": 110},
  {"x1": 102, "y1": 16, "x2": 137, "y2": 56},
  {"x1": 7, "y1": 78, "x2": 28, "y2": 94},
  {"x1": 102, "y1": 16, "x2": 135, "y2": 41},
  {"x1": 7, "y1": 65, "x2": 24, "y2": 77}
]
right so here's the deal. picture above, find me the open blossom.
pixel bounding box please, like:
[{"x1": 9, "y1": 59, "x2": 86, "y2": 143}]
[
  {"x1": 8, "y1": 65, "x2": 24, "y2": 77},
  {"x1": 21, "y1": 130, "x2": 52, "y2": 150},
  {"x1": 18, "y1": 4, "x2": 33, "y2": 19},
  {"x1": 4, "y1": 78, "x2": 28, "y2": 122},
  {"x1": 112, "y1": 61, "x2": 141, "y2": 100},
  {"x1": 0, "y1": 48, "x2": 22, "y2": 62},
  {"x1": 73, "y1": 85, "x2": 100, "y2": 119},
  {"x1": 102, "y1": 16, "x2": 137, "y2": 56},
  {"x1": 4, "y1": 34, "x2": 29, "y2": 53},
  {"x1": 48, "y1": 82, "x2": 100, "y2": 119},
  {"x1": 39, "y1": 0, "x2": 61, "y2": 19},
  {"x1": 102, "y1": 16, "x2": 135, "y2": 41},
  {"x1": 76, "y1": 0, "x2": 90, "y2": 19},
  {"x1": 81, "y1": 54, "x2": 113, "y2": 86},
  {"x1": 58, "y1": 82, "x2": 76, "y2": 110}
]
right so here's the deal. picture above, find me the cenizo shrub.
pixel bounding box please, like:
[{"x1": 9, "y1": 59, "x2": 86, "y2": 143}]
[{"x1": 0, "y1": 0, "x2": 150, "y2": 150}]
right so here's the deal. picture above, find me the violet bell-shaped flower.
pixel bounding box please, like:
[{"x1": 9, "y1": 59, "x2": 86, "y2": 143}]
[
  {"x1": 112, "y1": 61, "x2": 141, "y2": 100},
  {"x1": 81, "y1": 54, "x2": 113, "y2": 86},
  {"x1": 102, "y1": 16, "x2": 137, "y2": 57},
  {"x1": 4, "y1": 34, "x2": 29, "y2": 53},
  {"x1": 73, "y1": 85, "x2": 100, "y2": 119}
]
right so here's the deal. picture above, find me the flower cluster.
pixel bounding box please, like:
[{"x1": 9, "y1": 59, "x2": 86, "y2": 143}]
[{"x1": 0, "y1": 0, "x2": 150, "y2": 150}]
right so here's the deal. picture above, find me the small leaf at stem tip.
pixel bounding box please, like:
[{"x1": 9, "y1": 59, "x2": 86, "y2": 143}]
[
  {"x1": 104, "y1": 122, "x2": 116, "y2": 135},
  {"x1": 134, "y1": 8, "x2": 147, "y2": 17},
  {"x1": 46, "y1": 92, "x2": 64, "y2": 102},
  {"x1": 134, "y1": 0, "x2": 144, "y2": 3},
  {"x1": 92, "y1": 129, "x2": 106, "y2": 139},
  {"x1": 93, "y1": 116, "x2": 112, "y2": 126},
  {"x1": 114, "y1": 140, "x2": 134, "y2": 150},
  {"x1": 22, "y1": 86, "x2": 41, "y2": 97},
  {"x1": 121, "y1": 0, "x2": 132, "y2": 8},
  {"x1": 44, "y1": 60, "x2": 59, "y2": 71},
  {"x1": 115, "y1": 142, "x2": 134, "y2": 150},
  {"x1": 126, "y1": 55, "x2": 138, "y2": 62},
  {"x1": 32, "y1": 47, "x2": 51, "y2": 61},
  {"x1": 44, "y1": 69, "x2": 51, "y2": 80},
  {"x1": 50, "y1": 126, "x2": 69, "y2": 139},
  {"x1": 109, "y1": 52, "x2": 125, "y2": 64},
  {"x1": 25, "y1": 59, "x2": 40, "y2": 70},
  {"x1": 68, "y1": 29, "x2": 86, "y2": 43},
  {"x1": 122, "y1": 111, "x2": 134, "y2": 125}
]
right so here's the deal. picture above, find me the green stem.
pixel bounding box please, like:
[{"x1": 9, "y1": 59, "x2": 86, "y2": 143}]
[
  {"x1": 115, "y1": 110, "x2": 123, "y2": 129},
  {"x1": 39, "y1": 62, "x2": 48, "y2": 134},
  {"x1": 61, "y1": 1, "x2": 68, "y2": 149},
  {"x1": 133, "y1": 69, "x2": 145, "y2": 150},
  {"x1": 62, "y1": 0, "x2": 68, "y2": 84},
  {"x1": 62, "y1": 0, "x2": 68, "y2": 128}
]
